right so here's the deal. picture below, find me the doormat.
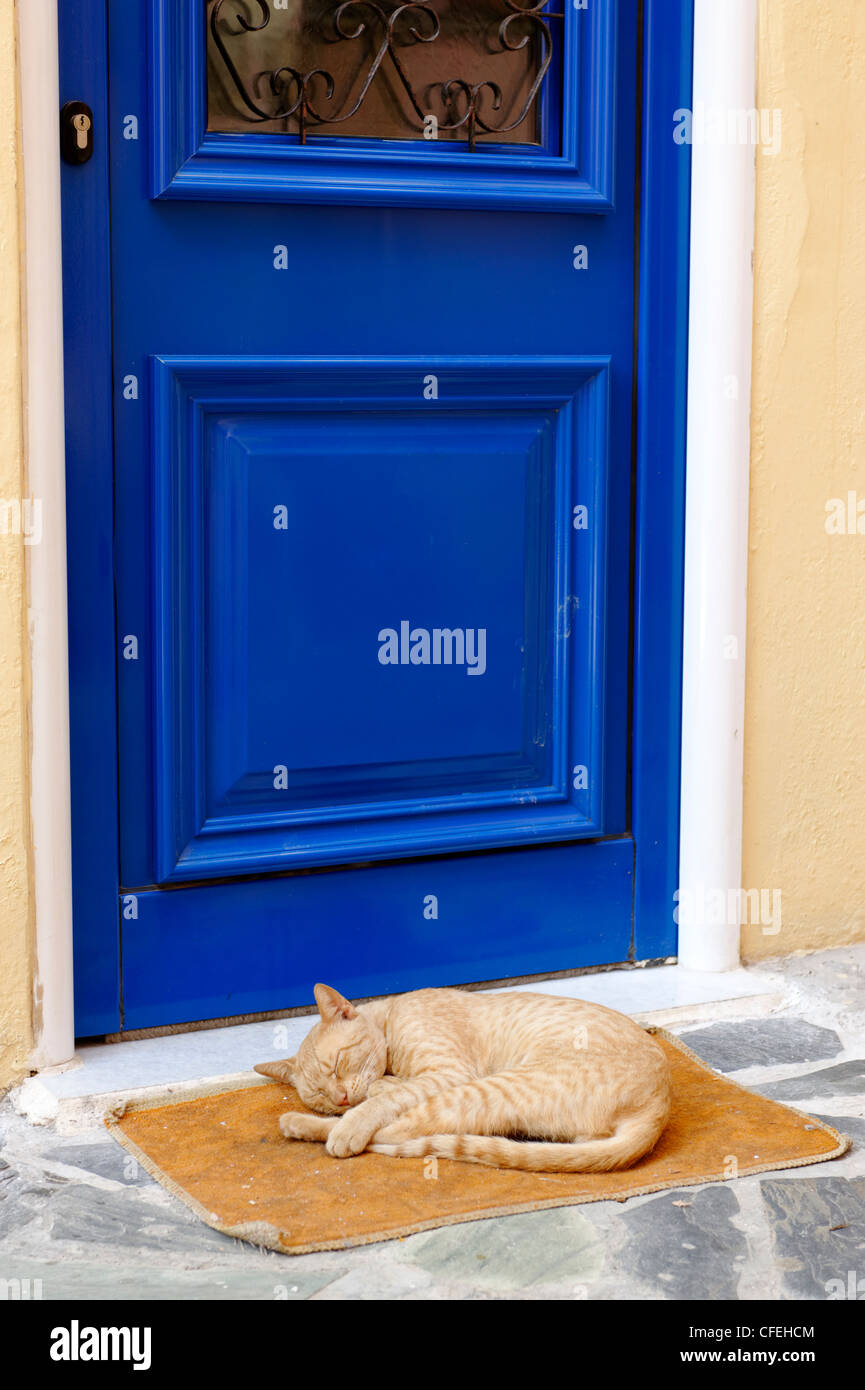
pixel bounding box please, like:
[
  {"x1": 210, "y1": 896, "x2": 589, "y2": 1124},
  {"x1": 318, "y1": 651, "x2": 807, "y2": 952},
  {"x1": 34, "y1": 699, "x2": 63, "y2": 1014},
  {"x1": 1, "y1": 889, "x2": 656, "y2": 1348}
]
[{"x1": 105, "y1": 1029, "x2": 850, "y2": 1255}]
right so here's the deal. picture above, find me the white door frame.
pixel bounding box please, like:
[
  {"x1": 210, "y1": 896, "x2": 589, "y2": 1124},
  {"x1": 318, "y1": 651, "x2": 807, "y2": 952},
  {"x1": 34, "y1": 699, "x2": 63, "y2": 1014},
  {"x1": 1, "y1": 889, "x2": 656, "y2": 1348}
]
[
  {"x1": 678, "y1": 0, "x2": 756, "y2": 971},
  {"x1": 19, "y1": 0, "x2": 74, "y2": 1069},
  {"x1": 20, "y1": 0, "x2": 755, "y2": 1067}
]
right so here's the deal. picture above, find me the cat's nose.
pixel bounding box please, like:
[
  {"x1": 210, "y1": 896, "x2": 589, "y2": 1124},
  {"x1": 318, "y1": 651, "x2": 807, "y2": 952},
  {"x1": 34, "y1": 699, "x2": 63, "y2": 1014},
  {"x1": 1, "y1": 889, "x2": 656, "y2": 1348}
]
[{"x1": 337, "y1": 1092, "x2": 349, "y2": 1107}]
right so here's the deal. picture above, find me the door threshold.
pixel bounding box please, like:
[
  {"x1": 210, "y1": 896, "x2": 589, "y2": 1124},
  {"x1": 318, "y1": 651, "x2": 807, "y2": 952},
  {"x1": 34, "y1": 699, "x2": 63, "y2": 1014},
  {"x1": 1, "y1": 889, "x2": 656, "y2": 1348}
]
[{"x1": 12, "y1": 965, "x2": 782, "y2": 1133}]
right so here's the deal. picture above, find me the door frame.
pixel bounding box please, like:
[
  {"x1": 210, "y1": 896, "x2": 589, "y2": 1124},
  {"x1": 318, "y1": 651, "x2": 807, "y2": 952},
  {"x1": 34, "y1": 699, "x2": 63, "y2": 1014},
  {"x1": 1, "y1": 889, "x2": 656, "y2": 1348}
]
[{"x1": 23, "y1": 0, "x2": 754, "y2": 1060}]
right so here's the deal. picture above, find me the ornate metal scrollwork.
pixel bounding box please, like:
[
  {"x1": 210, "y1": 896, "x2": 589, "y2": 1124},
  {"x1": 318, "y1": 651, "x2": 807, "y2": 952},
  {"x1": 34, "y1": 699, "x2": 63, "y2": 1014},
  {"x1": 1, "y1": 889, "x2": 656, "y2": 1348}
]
[{"x1": 208, "y1": 0, "x2": 563, "y2": 150}]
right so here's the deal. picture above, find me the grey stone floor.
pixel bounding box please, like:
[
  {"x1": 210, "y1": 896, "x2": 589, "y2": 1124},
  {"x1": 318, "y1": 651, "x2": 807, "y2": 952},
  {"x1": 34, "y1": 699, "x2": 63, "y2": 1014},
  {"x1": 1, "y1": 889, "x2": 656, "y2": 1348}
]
[{"x1": 2, "y1": 945, "x2": 865, "y2": 1301}]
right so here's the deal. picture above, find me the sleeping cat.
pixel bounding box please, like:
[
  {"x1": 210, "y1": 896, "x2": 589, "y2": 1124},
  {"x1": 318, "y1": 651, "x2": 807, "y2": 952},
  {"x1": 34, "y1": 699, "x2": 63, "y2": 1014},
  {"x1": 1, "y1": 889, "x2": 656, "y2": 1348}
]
[{"x1": 255, "y1": 983, "x2": 671, "y2": 1173}]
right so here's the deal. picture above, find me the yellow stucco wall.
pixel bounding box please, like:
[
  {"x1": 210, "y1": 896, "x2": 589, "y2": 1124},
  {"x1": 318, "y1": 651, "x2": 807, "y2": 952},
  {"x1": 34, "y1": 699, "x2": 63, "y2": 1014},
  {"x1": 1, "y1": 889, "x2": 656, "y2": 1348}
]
[
  {"x1": 0, "y1": 0, "x2": 34, "y2": 1090},
  {"x1": 742, "y1": 0, "x2": 865, "y2": 958}
]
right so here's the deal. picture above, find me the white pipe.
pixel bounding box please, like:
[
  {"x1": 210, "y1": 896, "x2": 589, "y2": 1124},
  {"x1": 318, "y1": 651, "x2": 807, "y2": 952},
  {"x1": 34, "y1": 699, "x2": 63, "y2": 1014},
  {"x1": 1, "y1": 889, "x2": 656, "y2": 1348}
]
[
  {"x1": 18, "y1": 0, "x2": 76, "y2": 1064},
  {"x1": 678, "y1": 0, "x2": 757, "y2": 970}
]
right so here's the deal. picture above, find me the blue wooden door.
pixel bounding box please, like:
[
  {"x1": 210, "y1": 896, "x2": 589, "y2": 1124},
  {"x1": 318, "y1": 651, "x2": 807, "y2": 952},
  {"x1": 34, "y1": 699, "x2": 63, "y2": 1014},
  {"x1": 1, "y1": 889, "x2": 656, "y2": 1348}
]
[{"x1": 60, "y1": 0, "x2": 693, "y2": 1033}]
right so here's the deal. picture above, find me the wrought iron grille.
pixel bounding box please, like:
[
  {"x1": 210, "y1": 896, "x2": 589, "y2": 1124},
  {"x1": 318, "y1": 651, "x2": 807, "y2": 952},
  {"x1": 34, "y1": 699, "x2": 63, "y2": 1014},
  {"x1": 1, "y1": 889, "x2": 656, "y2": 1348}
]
[{"x1": 206, "y1": 1, "x2": 563, "y2": 150}]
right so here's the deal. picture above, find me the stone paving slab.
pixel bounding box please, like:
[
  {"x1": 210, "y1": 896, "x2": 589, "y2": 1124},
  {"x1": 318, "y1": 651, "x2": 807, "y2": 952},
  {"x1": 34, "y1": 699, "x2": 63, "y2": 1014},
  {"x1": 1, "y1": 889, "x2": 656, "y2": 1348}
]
[
  {"x1": 0, "y1": 1165, "x2": 42, "y2": 1243},
  {"x1": 812, "y1": 1114, "x2": 865, "y2": 1148},
  {"x1": 619, "y1": 1185, "x2": 748, "y2": 1301},
  {"x1": 0, "y1": 1261, "x2": 343, "y2": 1301},
  {"x1": 393, "y1": 1207, "x2": 605, "y2": 1296},
  {"x1": 760, "y1": 1176, "x2": 865, "y2": 1301},
  {"x1": 756, "y1": 1060, "x2": 865, "y2": 1102},
  {"x1": 40, "y1": 1141, "x2": 156, "y2": 1187},
  {"x1": 679, "y1": 1019, "x2": 842, "y2": 1072},
  {"x1": 45, "y1": 1184, "x2": 238, "y2": 1254}
]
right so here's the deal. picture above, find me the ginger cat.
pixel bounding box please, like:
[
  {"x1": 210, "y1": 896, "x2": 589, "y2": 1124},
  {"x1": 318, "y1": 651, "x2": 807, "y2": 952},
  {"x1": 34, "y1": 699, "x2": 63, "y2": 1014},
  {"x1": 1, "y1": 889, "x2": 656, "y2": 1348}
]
[{"x1": 255, "y1": 983, "x2": 671, "y2": 1173}]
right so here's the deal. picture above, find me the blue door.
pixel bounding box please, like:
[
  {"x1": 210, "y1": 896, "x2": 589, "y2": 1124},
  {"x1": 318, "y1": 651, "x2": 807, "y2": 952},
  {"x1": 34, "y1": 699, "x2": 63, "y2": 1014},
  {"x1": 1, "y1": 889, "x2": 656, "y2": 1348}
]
[{"x1": 60, "y1": 0, "x2": 693, "y2": 1034}]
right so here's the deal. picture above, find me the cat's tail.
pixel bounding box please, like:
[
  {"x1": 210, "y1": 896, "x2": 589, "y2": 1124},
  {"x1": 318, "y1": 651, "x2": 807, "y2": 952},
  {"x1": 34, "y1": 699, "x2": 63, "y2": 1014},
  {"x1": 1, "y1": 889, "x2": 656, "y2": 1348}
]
[{"x1": 368, "y1": 1110, "x2": 666, "y2": 1173}]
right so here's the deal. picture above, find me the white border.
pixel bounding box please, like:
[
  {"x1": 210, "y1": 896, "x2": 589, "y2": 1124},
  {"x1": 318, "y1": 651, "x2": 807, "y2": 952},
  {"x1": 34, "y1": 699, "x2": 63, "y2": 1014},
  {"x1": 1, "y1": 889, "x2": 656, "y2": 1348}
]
[
  {"x1": 18, "y1": 0, "x2": 755, "y2": 1071},
  {"x1": 678, "y1": 0, "x2": 757, "y2": 970}
]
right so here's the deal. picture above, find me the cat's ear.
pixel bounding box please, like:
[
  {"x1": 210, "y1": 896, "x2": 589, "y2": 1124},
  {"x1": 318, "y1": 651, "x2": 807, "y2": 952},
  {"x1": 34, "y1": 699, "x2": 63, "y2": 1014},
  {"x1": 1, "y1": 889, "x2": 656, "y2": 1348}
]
[
  {"x1": 254, "y1": 1057, "x2": 296, "y2": 1084},
  {"x1": 314, "y1": 982, "x2": 358, "y2": 1024}
]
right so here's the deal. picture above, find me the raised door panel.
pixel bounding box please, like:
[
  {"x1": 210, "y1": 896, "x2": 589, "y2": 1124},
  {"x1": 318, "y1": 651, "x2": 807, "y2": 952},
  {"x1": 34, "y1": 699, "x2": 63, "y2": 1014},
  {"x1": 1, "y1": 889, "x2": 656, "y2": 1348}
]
[{"x1": 150, "y1": 355, "x2": 611, "y2": 882}]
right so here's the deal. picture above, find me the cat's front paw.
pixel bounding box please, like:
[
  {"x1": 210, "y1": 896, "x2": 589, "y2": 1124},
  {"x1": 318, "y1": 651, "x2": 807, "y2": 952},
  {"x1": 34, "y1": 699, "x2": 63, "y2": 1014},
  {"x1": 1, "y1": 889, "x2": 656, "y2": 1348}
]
[
  {"x1": 325, "y1": 1109, "x2": 379, "y2": 1158},
  {"x1": 279, "y1": 1112, "x2": 335, "y2": 1142}
]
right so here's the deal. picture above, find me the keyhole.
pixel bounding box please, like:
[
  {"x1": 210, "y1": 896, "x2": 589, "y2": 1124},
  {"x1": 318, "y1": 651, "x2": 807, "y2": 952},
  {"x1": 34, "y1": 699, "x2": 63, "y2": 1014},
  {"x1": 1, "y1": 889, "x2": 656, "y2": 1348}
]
[{"x1": 73, "y1": 113, "x2": 91, "y2": 149}]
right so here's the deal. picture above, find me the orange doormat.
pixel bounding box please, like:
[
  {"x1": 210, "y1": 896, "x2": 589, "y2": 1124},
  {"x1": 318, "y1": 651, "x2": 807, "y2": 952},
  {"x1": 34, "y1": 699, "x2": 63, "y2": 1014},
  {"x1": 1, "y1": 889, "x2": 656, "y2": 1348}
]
[{"x1": 105, "y1": 1029, "x2": 850, "y2": 1255}]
